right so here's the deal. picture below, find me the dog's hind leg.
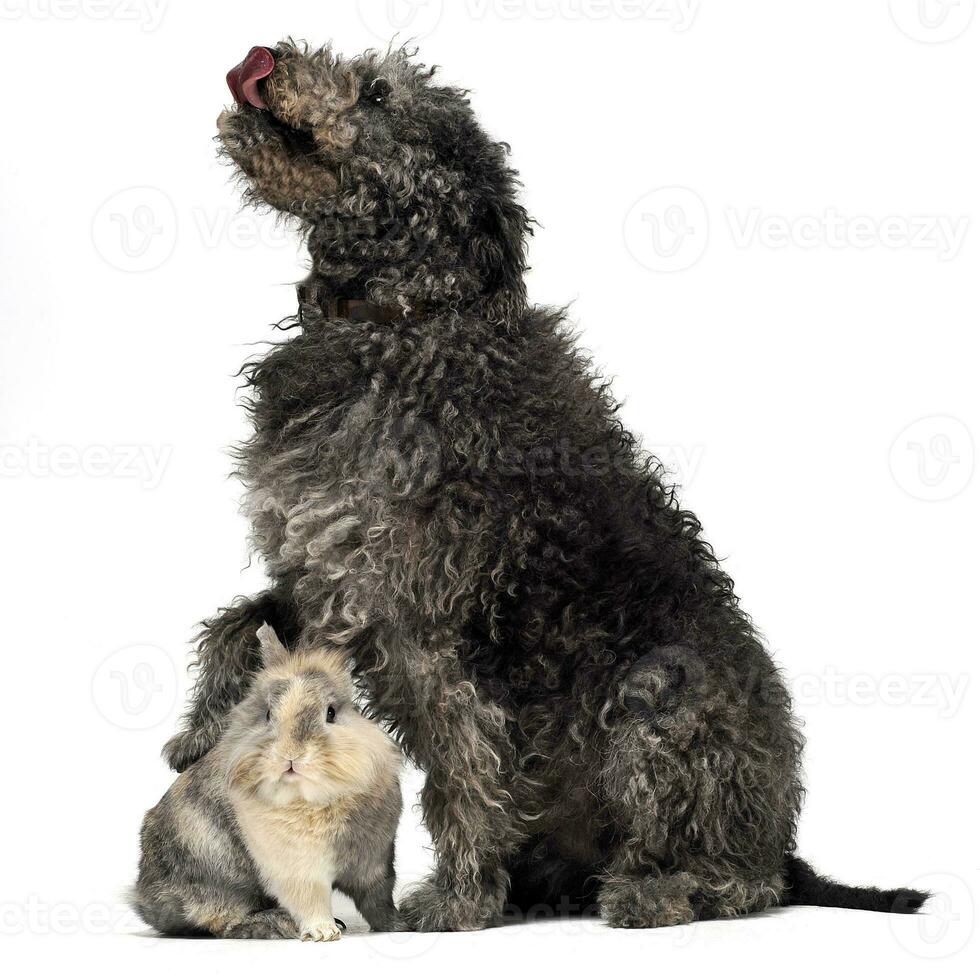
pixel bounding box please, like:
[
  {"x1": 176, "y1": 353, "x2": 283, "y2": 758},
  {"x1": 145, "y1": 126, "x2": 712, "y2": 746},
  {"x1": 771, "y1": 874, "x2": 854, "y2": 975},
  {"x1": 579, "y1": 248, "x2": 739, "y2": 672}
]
[
  {"x1": 163, "y1": 589, "x2": 297, "y2": 771},
  {"x1": 598, "y1": 864, "x2": 785, "y2": 928},
  {"x1": 596, "y1": 644, "x2": 801, "y2": 928}
]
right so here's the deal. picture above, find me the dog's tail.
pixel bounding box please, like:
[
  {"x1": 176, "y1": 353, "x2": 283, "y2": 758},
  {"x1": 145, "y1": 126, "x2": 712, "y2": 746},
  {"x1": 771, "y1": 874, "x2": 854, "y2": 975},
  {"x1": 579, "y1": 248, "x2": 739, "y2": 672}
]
[{"x1": 782, "y1": 855, "x2": 928, "y2": 913}]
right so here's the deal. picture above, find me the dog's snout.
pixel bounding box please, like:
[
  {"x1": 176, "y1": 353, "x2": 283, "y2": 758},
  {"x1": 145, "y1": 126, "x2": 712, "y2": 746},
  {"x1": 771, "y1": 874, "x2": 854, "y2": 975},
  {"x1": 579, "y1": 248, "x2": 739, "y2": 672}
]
[{"x1": 226, "y1": 46, "x2": 276, "y2": 109}]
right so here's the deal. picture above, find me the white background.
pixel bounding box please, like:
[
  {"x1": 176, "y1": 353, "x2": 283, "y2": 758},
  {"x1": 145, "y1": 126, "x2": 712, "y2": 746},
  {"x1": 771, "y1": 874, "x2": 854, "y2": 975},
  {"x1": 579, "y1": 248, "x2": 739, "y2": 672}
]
[{"x1": 1, "y1": 1, "x2": 976, "y2": 976}]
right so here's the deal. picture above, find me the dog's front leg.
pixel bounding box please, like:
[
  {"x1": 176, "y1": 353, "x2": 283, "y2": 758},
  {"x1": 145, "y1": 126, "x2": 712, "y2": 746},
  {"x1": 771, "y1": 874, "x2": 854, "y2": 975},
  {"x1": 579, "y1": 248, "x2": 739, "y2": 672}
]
[
  {"x1": 163, "y1": 589, "x2": 295, "y2": 771},
  {"x1": 375, "y1": 647, "x2": 522, "y2": 931}
]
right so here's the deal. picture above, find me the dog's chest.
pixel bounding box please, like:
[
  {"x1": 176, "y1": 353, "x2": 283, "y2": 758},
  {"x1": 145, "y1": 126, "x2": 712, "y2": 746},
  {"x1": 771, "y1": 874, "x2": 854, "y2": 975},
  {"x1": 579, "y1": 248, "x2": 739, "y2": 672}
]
[{"x1": 244, "y1": 391, "x2": 386, "y2": 580}]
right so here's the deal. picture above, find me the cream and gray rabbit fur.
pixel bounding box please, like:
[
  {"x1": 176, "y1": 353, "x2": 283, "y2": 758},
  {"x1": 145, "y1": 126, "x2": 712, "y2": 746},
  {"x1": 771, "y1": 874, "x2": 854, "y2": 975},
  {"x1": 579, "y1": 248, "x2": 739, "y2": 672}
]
[
  {"x1": 163, "y1": 40, "x2": 927, "y2": 930},
  {"x1": 136, "y1": 626, "x2": 402, "y2": 938}
]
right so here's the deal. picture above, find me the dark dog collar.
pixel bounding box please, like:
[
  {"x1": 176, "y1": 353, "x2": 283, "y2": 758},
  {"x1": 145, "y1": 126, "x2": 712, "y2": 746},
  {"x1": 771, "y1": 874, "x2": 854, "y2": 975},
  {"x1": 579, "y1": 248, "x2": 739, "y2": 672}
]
[{"x1": 326, "y1": 297, "x2": 408, "y2": 323}]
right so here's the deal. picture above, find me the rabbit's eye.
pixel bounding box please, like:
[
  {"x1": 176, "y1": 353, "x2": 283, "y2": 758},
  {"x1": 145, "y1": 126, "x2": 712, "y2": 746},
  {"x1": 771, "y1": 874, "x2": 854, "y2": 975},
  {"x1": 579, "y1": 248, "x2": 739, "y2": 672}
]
[
  {"x1": 266, "y1": 709, "x2": 272, "y2": 723},
  {"x1": 326, "y1": 705, "x2": 336, "y2": 724}
]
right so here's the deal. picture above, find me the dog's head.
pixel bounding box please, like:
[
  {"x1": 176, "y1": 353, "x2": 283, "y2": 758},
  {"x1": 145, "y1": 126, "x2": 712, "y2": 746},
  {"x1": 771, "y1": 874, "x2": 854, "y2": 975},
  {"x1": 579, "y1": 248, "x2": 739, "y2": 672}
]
[{"x1": 219, "y1": 40, "x2": 530, "y2": 322}]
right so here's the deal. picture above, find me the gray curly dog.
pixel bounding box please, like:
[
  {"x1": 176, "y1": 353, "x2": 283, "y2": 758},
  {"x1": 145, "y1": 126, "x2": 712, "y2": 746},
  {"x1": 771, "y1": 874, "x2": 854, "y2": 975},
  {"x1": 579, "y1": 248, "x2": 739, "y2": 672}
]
[{"x1": 163, "y1": 40, "x2": 928, "y2": 931}]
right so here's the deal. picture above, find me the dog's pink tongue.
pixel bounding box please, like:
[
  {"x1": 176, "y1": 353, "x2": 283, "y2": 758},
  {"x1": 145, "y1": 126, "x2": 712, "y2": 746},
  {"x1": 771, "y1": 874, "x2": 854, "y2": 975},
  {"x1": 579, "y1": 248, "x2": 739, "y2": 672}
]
[{"x1": 227, "y1": 46, "x2": 276, "y2": 109}]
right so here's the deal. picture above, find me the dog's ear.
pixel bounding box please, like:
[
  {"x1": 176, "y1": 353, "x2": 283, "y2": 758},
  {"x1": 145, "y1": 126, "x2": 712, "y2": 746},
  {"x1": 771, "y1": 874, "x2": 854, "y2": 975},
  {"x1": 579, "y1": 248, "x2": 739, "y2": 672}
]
[
  {"x1": 256, "y1": 622, "x2": 290, "y2": 669},
  {"x1": 478, "y1": 195, "x2": 531, "y2": 323},
  {"x1": 466, "y1": 144, "x2": 532, "y2": 326}
]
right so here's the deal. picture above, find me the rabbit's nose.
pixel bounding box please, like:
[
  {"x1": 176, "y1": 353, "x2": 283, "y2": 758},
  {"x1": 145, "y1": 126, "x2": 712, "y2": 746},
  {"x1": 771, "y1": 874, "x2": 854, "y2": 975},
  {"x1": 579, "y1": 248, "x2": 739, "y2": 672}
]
[{"x1": 226, "y1": 47, "x2": 276, "y2": 109}]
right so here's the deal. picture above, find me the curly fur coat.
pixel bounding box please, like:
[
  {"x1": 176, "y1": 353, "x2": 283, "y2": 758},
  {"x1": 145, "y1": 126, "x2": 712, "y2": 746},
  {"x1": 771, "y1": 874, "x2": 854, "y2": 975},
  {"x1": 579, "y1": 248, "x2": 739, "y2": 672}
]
[{"x1": 163, "y1": 40, "x2": 926, "y2": 930}]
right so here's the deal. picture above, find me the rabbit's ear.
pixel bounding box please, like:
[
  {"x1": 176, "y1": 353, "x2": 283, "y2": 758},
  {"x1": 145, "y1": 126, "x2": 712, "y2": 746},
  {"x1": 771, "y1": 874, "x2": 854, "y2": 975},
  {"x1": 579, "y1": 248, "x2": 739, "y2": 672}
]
[{"x1": 256, "y1": 623, "x2": 290, "y2": 669}]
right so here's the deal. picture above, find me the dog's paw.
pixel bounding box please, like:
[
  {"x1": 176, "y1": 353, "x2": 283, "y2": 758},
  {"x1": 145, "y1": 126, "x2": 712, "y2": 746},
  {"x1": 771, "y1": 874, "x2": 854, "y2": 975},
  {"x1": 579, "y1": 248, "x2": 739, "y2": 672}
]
[
  {"x1": 400, "y1": 877, "x2": 501, "y2": 932},
  {"x1": 162, "y1": 727, "x2": 217, "y2": 772},
  {"x1": 300, "y1": 919, "x2": 342, "y2": 942},
  {"x1": 599, "y1": 873, "x2": 698, "y2": 929},
  {"x1": 222, "y1": 909, "x2": 298, "y2": 939}
]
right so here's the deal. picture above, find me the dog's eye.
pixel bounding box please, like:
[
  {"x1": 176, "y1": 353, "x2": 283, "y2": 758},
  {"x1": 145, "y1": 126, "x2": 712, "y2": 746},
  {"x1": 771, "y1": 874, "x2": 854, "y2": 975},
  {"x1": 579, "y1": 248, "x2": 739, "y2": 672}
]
[
  {"x1": 326, "y1": 705, "x2": 336, "y2": 724},
  {"x1": 363, "y1": 78, "x2": 391, "y2": 106}
]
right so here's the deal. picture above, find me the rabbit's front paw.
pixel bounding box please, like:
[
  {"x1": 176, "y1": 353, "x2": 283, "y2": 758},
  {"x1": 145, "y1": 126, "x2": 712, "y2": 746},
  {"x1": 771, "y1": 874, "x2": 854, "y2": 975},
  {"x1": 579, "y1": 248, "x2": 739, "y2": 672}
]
[{"x1": 300, "y1": 920, "x2": 342, "y2": 942}]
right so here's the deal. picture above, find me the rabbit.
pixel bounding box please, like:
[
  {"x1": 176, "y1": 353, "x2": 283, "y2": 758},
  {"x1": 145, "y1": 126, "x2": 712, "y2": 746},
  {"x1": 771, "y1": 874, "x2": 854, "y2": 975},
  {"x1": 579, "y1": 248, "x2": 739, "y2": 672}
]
[{"x1": 133, "y1": 624, "x2": 403, "y2": 940}]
